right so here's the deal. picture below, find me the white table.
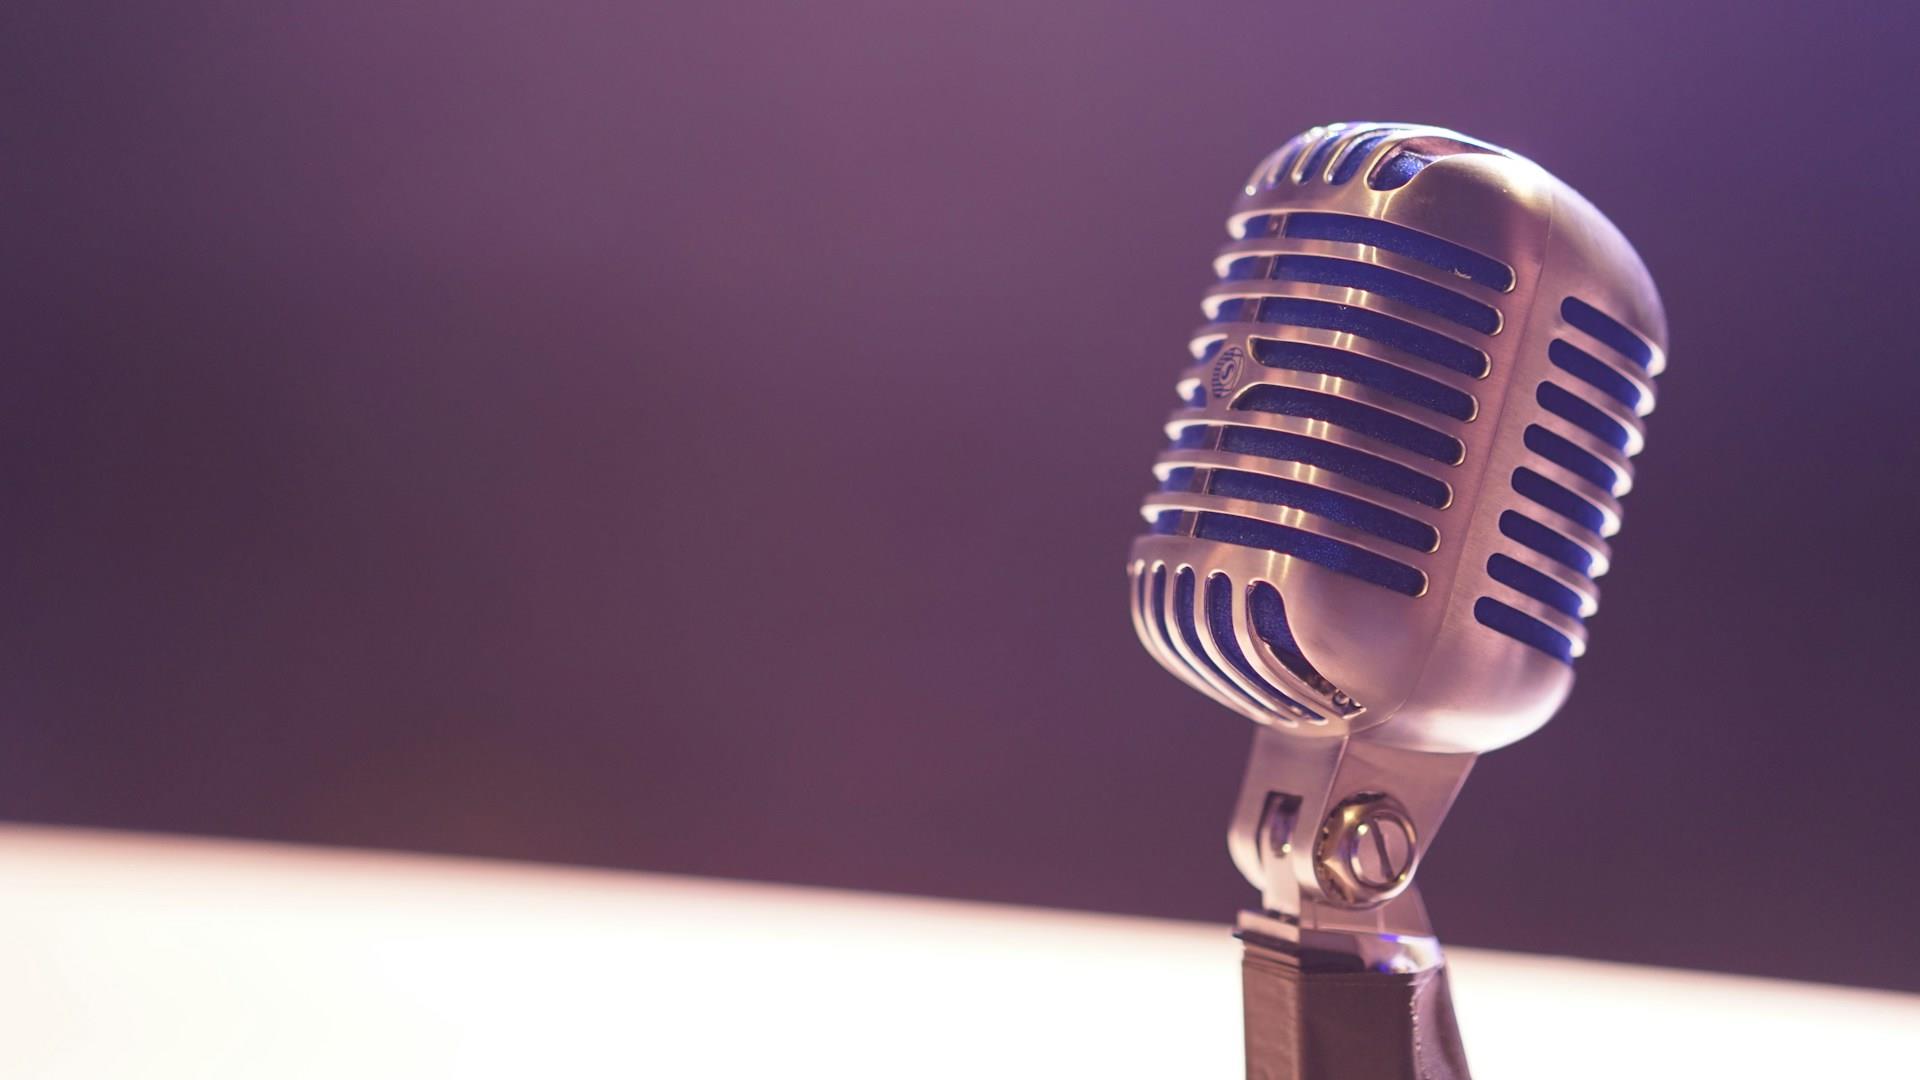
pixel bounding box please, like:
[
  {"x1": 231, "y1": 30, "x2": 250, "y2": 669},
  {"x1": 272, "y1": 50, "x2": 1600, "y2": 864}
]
[{"x1": 0, "y1": 825, "x2": 1911, "y2": 1078}]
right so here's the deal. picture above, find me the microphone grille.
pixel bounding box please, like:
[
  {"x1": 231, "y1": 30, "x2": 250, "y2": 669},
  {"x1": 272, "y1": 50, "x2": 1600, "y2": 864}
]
[
  {"x1": 1131, "y1": 123, "x2": 1666, "y2": 735},
  {"x1": 1475, "y1": 293, "x2": 1661, "y2": 661}
]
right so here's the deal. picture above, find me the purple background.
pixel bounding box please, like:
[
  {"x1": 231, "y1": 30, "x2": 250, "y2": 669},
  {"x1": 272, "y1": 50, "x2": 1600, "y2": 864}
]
[{"x1": 6, "y1": 3, "x2": 1919, "y2": 990}]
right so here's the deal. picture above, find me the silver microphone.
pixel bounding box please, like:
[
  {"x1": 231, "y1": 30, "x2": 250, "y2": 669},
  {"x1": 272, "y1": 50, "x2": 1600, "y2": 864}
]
[{"x1": 1126, "y1": 122, "x2": 1667, "y2": 1079}]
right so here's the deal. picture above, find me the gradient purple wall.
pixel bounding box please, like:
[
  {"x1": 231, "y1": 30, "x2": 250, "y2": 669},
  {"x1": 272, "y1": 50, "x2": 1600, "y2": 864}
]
[{"x1": 6, "y1": 2, "x2": 1918, "y2": 990}]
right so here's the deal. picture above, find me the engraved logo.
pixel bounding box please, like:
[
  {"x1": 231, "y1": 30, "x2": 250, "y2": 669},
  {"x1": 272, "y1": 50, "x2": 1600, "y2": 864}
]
[{"x1": 1208, "y1": 344, "x2": 1245, "y2": 399}]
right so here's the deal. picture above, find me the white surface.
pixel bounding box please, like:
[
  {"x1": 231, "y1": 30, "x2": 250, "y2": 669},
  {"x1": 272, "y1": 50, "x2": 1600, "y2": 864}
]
[{"x1": 0, "y1": 826, "x2": 1912, "y2": 1079}]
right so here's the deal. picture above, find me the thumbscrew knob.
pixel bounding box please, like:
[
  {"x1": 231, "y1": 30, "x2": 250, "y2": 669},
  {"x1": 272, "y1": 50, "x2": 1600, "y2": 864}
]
[{"x1": 1315, "y1": 794, "x2": 1419, "y2": 905}]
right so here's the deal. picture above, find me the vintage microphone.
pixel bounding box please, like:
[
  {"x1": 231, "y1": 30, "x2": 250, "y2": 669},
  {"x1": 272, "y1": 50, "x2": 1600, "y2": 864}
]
[{"x1": 1127, "y1": 122, "x2": 1667, "y2": 1079}]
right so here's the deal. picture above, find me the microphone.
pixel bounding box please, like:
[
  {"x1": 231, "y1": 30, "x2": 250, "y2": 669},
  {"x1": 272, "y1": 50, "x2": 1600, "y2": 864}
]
[{"x1": 1126, "y1": 122, "x2": 1666, "y2": 1079}]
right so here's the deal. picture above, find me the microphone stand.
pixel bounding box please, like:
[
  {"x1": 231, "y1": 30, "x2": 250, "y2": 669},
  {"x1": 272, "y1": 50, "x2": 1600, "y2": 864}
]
[
  {"x1": 1238, "y1": 911, "x2": 1469, "y2": 1080},
  {"x1": 1227, "y1": 726, "x2": 1477, "y2": 1080}
]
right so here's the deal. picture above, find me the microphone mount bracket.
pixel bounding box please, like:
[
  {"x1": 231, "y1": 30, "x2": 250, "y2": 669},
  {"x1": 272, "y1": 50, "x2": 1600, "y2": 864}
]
[{"x1": 1226, "y1": 723, "x2": 1476, "y2": 973}]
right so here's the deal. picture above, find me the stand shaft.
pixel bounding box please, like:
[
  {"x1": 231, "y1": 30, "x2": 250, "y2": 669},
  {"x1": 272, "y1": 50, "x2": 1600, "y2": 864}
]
[{"x1": 1241, "y1": 929, "x2": 1470, "y2": 1080}]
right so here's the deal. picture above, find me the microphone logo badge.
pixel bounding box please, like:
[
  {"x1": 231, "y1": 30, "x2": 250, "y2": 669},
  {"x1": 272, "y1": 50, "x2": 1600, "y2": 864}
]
[{"x1": 1208, "y1": 345, "x2": 1245, "y2": 399}]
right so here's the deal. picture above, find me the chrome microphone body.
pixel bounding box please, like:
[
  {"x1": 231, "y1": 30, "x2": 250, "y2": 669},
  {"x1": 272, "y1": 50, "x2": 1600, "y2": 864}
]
[{"x1": 1126, "y1": 123, "x2": 1667, "y2": 1079}]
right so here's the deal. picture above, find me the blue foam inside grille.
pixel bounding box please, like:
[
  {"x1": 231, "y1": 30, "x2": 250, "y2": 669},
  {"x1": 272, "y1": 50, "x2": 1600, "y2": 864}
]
[
  {"x1": 1222, "y1": 257, "x2": 1269, "y2": 281},
  {"x1": 1159, "y1": 466, "x2": 1195, "y2": 492},
  {"x1": 1252, "y1": 339, "x2": 1475, "y2": 421},
  {"x1": 1270, "y1": 256, "x2": 1499, "y2": 334},
  {"x1": 1299, "y1": 136, "x2": 1341, "y2": 182},
  {"x1": 1370, "y1": 150, "x2": 1432, "y2": 191},
  {"x1": 1239, "y1": 214, "x2": 1281, "y2": 238},
  {"x1": 1184, "y1": 383, "x2": 1206, "y2": 407},
  {"x1": 1174, "y1": 425, "x2": 1210, "y2": 449},
  {"x1": 1215, "y1": 424, "x2": 1450, "y2": 508},
  {"x1": 1151, "y1": 564, "x2": 1171, "y2": 628},
  {"x1": 1205, "y1": 574, "x2": 1322, "y2": 718},
  {"x1": 1172, "y1": 567, "x2": 1247, "y2": 701},
  {"x1": 1218, "y1": 472, "x2": 1439, "y2": 551},
  {"x1": 1562, "y1": 297, "x2": 1654, "y2": 369},
  {"x1": 1247, "y1": 581, "x2": 1333, "y2": 687},
  {"x1": 1328, "y1": 134, "x2": 1389, "y2": 185},
  {"x1": 1474, "y1": 597, "x2": 1573, "y2": 663},
  {"x1": 1235, "y1": 385, "x2": 1464, "y2": 465},
  {"x1": 1214, "y1": 298, "x2": 1253, "y2": 322},
  {"x1": 1512, "y1": 467, "x2": 1607, "y2": 534},
  {"x1": 1549, "y1": 339, "x2": 1642, "y2": 410},
  {"x1": 1193, "y1": 468, "x2": 1438, "y2": 551},
  {"x1": 1538, "y1": 382, "x2": 1631, "y2": 451},
  {"x1": 1243, "y1": 298, "x2": 1489, "y2": 378},
  {"x1": 1153, "y1": 565, "x2": 1236, "y2": 701},
  {"x1": 1283, "y1": 213, "x2": 1514, "y2": 292},
  {"x1": 1247, "y1": 582, "x2": 1304, "y2": 654},
  {"x1": 1487, "y1": 553, "x2": 1585, "y2": 618},
  {"x1": 1150, "y1": 511, "x2": 1182, "y2": 534},
  {"x1": 1194, "y1": 513, "x2": 1425, "y2": 596},
  {"x1": 1524, "y1": 424, "x2": 1620, "y2": 493},
  {"x1": 1498, "y1": 511, "x2": 1593, "y2": 575}
]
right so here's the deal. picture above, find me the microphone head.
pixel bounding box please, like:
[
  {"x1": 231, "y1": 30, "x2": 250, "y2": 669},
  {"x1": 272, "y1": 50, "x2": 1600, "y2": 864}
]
[{"x1": 1128, "y1": 123, "x2": 1667, "y2": 754}]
